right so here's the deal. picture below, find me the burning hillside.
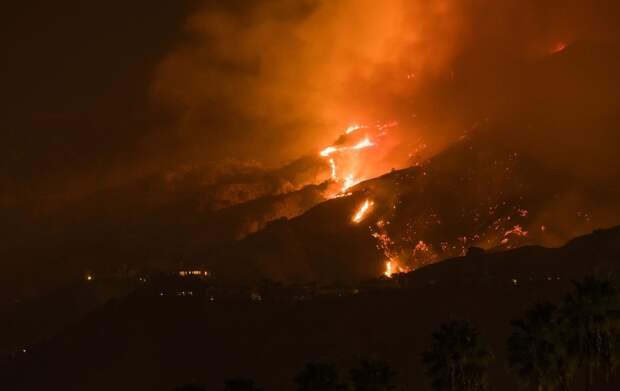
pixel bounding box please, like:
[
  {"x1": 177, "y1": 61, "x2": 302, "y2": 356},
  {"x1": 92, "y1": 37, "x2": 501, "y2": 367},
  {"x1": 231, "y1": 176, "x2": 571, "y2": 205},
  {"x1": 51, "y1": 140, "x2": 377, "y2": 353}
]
[
  {"x1": 318, "y1": 121, "x2": 408, "y2": 197},
  {"x1": 4, "y1": 0, "x2": 620, "y2": 308},
  {"x1": 7, "y1": 2, "x2": 620, "y2": 390},
  {"x1": 209, "y1": 127, "x2": 620, "y2": 283}
]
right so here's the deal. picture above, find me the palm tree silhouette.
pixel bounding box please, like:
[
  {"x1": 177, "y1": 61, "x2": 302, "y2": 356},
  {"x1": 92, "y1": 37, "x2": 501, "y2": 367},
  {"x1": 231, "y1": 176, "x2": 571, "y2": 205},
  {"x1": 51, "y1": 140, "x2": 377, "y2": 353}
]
[
  {"x1": 225, "y1": 377, "x2": 262, "y2": 391},
  {"x1": 295, "y1": 361, "x2": 346, "y2": 391},
  {"x1": 422, "y1": 320, "x2": 492, "y2": 391},
  {"x1": 349, "y1": 358, "x2": 396, "y2": 391},
  {"x1": 174, "y1": 384, "x2": 206, "y2": 391},
  {"x1": 561, "y1": 276, "x2": 620, "y2": 391},
  {"x1": 507, "y1": 302, "x2": 575, "y2": 391}
]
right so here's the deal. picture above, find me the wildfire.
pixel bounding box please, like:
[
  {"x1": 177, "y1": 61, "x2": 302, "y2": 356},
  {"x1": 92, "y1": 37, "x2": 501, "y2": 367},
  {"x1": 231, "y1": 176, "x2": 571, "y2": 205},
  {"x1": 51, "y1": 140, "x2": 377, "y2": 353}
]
[
  {"x1": 342, "y1": 175, "x2": 359, "y2": 192},
  {"x1": 384, "y1": 260, "x2": 394, "y2": 278},
  {"x1": 319, "y1": 137, "x2": 375, "y2": 157},
  {"x1": 345, "y1": 124, "x2": 366, "y2": 134},
  {"x1": 318, "y1": 123, "x2": 385, "y2": 197},
  {"x1": 320, "y1": 146, "x2": 338, "y2": 157},
  {"x1": 352, "y1": 137, "x2": 374, "y2": 150},
  {"x1": 383, "y1": 258, "x2": 411, "y2": 278},
  {"x1": 320, "y1": 122, "x2": 420, "y2": 278},
  {"x1": 352, "y1": 199, "x2": 374, "y2": 223},
  {"x1": 328, "y1": 158, "x2": 337, "y2": 180}
]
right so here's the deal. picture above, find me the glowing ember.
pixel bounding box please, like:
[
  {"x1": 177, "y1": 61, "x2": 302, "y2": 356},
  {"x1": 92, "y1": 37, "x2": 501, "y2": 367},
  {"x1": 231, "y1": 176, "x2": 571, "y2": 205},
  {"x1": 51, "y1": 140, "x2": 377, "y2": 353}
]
[
  {"x1": 517, "y1": 208, "x2": 529, "y2": 217},
  {"x1": 501, "y1": 224, "x2": 529, "y2": 245},
  {"x1": 504, "y1": 224, "x2": 528, "y2": 237},
  {"x1": 551, "y1": 42, "x2": 568, "y2": 54},
  {"x1": 352, "y1": 199, "x2": 373, "y2": 223}
]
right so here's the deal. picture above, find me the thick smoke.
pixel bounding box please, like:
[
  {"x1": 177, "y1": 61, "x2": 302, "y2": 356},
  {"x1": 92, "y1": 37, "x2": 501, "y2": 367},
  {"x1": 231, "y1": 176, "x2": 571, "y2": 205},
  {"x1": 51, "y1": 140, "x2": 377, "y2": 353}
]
[
  {"x1": 151, "y1": 0, "x2": 461, "y2": 165},
  {"x1": 148, "y1": 0, "x2": 620, "y2": 282},
  {"x1": 152, "y1": 0, "x2": 620, "y2": 179}
]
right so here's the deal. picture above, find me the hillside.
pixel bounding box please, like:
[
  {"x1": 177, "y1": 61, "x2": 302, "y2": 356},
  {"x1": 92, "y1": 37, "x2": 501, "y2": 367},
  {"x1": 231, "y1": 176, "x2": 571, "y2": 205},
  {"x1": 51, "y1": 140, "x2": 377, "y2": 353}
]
[{"x1": 209, "y1": 130, "x2": 620, "y2": 283}]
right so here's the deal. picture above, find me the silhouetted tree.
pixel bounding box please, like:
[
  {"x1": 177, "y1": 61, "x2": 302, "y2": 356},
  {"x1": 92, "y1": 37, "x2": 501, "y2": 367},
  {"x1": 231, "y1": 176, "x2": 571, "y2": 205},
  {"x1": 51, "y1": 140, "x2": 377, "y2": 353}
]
[
  {"x1": 422, "y1": 320, "x2": 492, "y2": 391},
  {"x1": 561, "y1": 276, "x2": 620, "y2": 391},
  {"x1": 225, "y1": 377, "x2": 262, "y2": 391},
  {"x1": 295, "y1": 361, "x2": 346, "y2": 391},
  {"x1": 175, "y1": 384, "x2": 206, "y2": 391},
  {"x1": 349, "y1": 358, "x2": 396, "y2": 391},
  {"x1": 507, "y1": 302, "x2": 575, "y2": 391}
]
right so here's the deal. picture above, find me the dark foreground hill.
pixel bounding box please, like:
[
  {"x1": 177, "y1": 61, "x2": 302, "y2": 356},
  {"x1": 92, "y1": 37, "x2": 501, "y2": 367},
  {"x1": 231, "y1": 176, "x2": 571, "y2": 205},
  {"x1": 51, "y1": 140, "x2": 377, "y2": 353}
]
[
  {"x1": 2, "y1": 225, "x2": 620, "y2": 391},
  {"x1": 0, "y1": 157, "x2": 331, "y2": 310}
]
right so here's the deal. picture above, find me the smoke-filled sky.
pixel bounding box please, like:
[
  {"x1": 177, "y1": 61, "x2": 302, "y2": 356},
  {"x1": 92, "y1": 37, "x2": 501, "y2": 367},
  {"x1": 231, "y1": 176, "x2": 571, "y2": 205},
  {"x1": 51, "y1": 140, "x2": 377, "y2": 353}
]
[
  {"x1": 2, "y1": 1, "x2": 620, "y2": 298},
  {"x1": 3, "y1": 0, "x2": 620, "y2": 202}
]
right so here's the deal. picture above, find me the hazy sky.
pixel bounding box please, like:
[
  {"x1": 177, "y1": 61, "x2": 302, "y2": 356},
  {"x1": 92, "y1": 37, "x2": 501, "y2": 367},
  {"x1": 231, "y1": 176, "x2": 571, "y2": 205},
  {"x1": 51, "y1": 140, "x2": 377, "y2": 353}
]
[{"x1": 3, "y1": 0, "x2": 620, "y2": 206}]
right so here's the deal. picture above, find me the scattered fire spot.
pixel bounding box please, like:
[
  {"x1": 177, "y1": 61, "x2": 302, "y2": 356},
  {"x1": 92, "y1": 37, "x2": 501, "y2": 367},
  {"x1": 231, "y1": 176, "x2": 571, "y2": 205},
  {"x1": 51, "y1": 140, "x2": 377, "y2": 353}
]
[
  {"x1": 517, "y1": 208, "x2": 528, "y2": 217},
  {"x1": 504, "y1": 225, "x2": 528, "y2": 238}
]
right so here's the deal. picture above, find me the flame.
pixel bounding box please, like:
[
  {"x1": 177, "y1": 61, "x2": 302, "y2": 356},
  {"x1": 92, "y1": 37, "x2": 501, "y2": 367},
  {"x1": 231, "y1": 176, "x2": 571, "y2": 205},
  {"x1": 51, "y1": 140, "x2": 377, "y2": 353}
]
[
  {"x1": 341, "y1": 175, "x2": 359, "y2": 192},
  {"x1": 345, "y1": 124, "x2": 365, "y2": 134},
  {"x1": 329, "y1": 158, "x2": 337, "y2": 180},
  {"x1": 352, "y1": 137, "x2": 375, "y2": 150},
  {"x1": 384, "y1": 260, "x2": 394, "y2": 278},
  {"x1": 383, "y1": 257, "x2": 411, "y2": 278},
  {"x1": 319, "y1": 137, "x2": 375, "y2": 157},
  {"x1": 319, "y1": 123, "x2": 387, "y2": 198},
  {"x1": 320, "y1": 146, "x2": 338, "y2": 157},
  {"x1": 352, "y1": 199, "x2": 373, "y2": 223}
]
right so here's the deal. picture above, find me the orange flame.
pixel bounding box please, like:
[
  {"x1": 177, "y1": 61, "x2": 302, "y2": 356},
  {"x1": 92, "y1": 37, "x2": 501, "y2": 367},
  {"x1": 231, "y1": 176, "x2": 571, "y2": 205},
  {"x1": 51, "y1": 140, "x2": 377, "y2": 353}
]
[
  {"x1": 384, "y1": 260, "x2": 394, "y2": 278},
  {"x1": 345, "y1": 124, "x2": 366, "y2": 134},
  {"x1": 329, "y1": 158, "x2": 337, "y2": 180},
  {"x1": 352, "y1": 137, "x2": 375, "y2": 150},
  {"x1": 383, "y1": 258, "x2": 411, "y2": 278},
  {"x1": 341, "y1": 175, "x2": 359, "y2": 192},
  {"x1": 352, "y1": 199, "x2": 373, "y2": 223},
  {"x1": 320, "y1": 146, "x2": 338, "y2": 157},
  {"x1": 319, "y1": 123, "x2": 383, "y2": 198}
]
